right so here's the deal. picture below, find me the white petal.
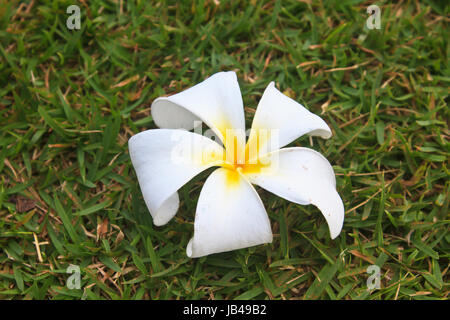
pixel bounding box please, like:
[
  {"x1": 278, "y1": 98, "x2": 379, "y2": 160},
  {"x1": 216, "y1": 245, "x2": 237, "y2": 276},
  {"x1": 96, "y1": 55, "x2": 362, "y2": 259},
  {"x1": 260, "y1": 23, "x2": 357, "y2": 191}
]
[
  {"x1": 248, "y1": 82, "x2": 332, "y2": 157},
  {"x1": 128, "y1": 129, "x2": 224, "y2": 226},
  {"x1": 152, "y1": 192, "x2": 179, "y2": 226},
  {"x1": 246, "y1": 147, "x2": 344, "y2": 239},
  {"x1": 187, "y1": 168, "x2": 272, "y2": 258},
  {"x1": 151, "y1": 71, "x2": 245, "y2": 144}
]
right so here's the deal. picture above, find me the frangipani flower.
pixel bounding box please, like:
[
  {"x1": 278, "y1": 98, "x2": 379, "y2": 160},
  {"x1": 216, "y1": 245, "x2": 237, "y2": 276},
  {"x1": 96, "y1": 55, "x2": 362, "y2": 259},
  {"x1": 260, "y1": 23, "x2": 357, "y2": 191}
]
[{"x1": 129, "y1": 71, "x2": 344, "y2": 258}]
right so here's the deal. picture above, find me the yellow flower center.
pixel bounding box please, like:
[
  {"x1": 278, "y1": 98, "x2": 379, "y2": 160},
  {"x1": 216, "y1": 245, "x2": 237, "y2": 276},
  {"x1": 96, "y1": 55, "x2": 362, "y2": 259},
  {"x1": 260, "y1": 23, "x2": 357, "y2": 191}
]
[{"x1": 220, "y1": 129, "x2": 271, "y2": 187}]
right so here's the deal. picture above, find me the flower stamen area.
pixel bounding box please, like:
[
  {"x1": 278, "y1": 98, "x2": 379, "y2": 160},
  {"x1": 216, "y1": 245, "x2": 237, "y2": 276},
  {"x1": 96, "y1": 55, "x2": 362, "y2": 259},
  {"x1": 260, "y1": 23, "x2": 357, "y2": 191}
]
[{"x1": 220, "y1": 129, "x2": 272, "y2": 187}]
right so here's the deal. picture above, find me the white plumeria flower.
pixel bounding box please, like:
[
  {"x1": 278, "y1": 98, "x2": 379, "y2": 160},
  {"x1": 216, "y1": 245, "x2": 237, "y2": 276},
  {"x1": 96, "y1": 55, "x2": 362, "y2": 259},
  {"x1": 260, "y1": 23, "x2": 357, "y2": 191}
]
[{"x1": 128, "y1": 71, "x2": 344, "y2": 258}]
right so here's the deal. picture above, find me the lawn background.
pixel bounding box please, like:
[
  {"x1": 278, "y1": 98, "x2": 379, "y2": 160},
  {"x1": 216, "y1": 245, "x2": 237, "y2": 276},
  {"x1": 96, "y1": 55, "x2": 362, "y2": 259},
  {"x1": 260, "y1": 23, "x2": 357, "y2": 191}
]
[{"x1": 0, "y1": 0, "x2": 448, "y2": 300}]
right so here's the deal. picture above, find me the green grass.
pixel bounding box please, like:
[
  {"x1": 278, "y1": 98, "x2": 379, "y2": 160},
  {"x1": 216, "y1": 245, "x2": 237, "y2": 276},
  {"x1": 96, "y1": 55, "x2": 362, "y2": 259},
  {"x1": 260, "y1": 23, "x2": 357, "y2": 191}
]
[{"x1": 0, "y1": 0, "x2": 448, "y2": 300}]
